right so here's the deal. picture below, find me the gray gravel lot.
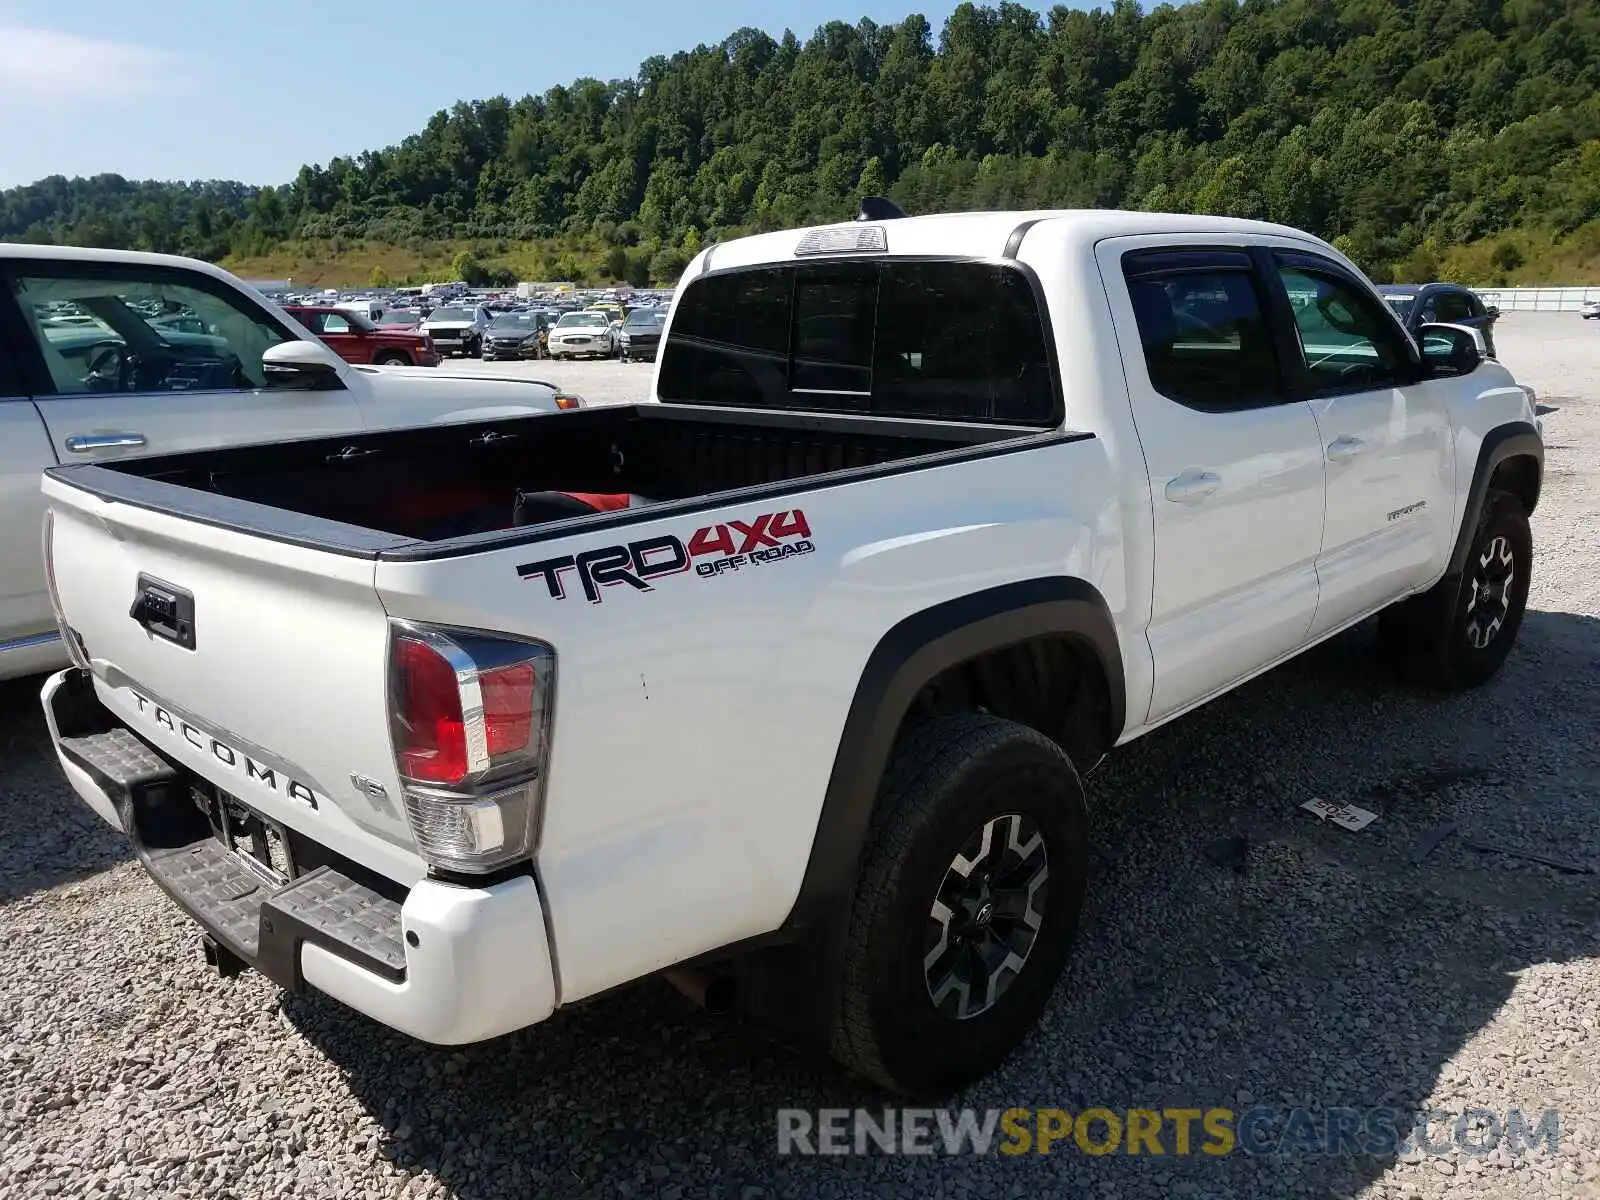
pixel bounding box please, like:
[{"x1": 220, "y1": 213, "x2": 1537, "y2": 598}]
[
  {"x1": 436, "y1": 354, "x2": 654, "y2": 407},
  {"x1": 2, "y1": 313, "x2": 1597, "y2": 1200}
]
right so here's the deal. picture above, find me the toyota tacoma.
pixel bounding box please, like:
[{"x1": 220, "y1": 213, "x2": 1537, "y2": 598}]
[{"x1": 37, "y1": 209, "x2": 1541, "y2": 1096}]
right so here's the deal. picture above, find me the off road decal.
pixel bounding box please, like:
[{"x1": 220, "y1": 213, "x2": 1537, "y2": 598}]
[{"x1": 517, "y1": 509, "x2": 814, "y2": 603}]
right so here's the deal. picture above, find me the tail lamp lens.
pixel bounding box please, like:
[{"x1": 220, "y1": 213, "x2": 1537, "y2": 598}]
[
  {"x1": 387, "y1": 623, "x2": 555, "y2": 873},
  {"x1": 392, "y1": 636, "x2": 468, "y2": 785},
  {"x1": 481, "y1": 662, "x2": 535, "y2": 757}
]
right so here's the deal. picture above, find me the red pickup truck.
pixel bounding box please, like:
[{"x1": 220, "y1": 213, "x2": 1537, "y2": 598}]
[{"x1": 283, "y1": 305, "x2": 440, "y2": 367}]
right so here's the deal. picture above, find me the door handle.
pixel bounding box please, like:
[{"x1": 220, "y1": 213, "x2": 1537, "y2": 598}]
[
  {"x1": 64, "y1": 432, "x2": 147, "y2": 453},
  {"x1": 1326, "y1": 435, "x2": 1366, "y2": 463},
  {"x1": 1164, "y1": 470, "x2": 1222, "y2": 504}
]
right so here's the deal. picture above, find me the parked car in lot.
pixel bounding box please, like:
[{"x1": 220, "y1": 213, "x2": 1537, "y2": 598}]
[
  {"x1": 419, "y1": 303, "x2": 493, "y2": 358},
  {"x1": 618, "y1": 308, "x2": 666, "y2": 362},
  {"x1": 1378, "y1": 283, "x2": 1500, "y2": 357},
  {"x1": 0, "y1": 243, "x2": 585, "y2": 682},
  {"x1": 1580, "y1": 299, "x2": 1600, "y2": 319},
  {"x1": 481, "y1": 311, "x2": 550, "y2": 361},
  {"x1": 34, "y1": 209, "x2": 1541, "y2": 1096},
  {"x1": 547, "y1": 310, "x2": 616, "y2": 358},
  {"x1": 375, "y1": 309, "x2": 424, "y2": 330},
  {"x1": 284, "y1": 305, "x2": 440, "y2": 367}
]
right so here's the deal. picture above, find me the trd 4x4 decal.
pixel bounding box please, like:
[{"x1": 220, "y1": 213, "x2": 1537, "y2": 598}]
[{"x1": 517, "y1": 509, "x2": 814, "y2": 603}]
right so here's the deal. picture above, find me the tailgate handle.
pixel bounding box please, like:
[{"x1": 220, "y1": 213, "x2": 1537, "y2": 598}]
[{"x1": 130, "y1": 574, "x2": 196, "y2": 651}]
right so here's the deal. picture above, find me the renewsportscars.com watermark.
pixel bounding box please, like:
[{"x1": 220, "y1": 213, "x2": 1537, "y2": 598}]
[{"x1": 777, "y1": 1107, "x2": 1562, "y2": 1159}]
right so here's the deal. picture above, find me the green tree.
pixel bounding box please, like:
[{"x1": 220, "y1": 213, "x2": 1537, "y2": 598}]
[
  {"x1": 858, "y1": 156, "x2": 887, "y2": 199},
  {"x1": 650, "y1": 246, "x2": 688, "y2": 283},
  {"x1": 451, "y1": 249, "x2": 486, "y2": 285},
  {"x1": 370, "y1": 264, "x2": 391, "y2": 286},
  {"x1": 5, "y1": 1, "x2": 1599, "y2": 285}
]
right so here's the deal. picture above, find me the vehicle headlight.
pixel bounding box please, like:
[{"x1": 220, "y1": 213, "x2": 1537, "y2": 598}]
[{"x1": 619, "y1": 332, "x2": 631, "y2": 343}]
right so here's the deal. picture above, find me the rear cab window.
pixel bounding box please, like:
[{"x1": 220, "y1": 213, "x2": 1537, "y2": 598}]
[{"x1": 658, "y1": 259, "x2": 1059, "y2": 425}]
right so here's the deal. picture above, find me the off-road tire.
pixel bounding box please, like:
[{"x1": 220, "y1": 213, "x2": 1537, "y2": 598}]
[
  {"x1": 1378, "y1": 489, "x2": 1531, "y2": 689},
  {"x1": 829, "y1": 713, "x2": 1089, "y2": 1096}
]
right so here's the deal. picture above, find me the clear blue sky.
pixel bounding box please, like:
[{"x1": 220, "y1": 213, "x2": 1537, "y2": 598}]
[{"x1": 0, "y1": 0, "x2": 1072, "y2": 189}]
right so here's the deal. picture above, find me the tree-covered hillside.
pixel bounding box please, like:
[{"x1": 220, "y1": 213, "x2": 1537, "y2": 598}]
[{"x1": 3, "y1": 0, "x2": 1597, "y2": 284}]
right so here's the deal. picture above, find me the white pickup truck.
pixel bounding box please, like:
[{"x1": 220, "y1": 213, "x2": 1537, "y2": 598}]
[
  {"x1": 0, "y1": 244, "x2": 581, "y2": 681},
  {"x1": 38, "y1": 210, "x2": 1542, "y2": 1096}
]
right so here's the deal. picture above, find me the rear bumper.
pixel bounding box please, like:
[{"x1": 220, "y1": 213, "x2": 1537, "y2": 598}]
[{"x1": 40, "y1": 668, "x2": 558, "y2": 1044}]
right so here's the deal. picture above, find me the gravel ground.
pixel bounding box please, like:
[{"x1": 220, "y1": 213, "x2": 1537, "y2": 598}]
[
  {"x1": 433, "y1": 354, "x2": 654, "y2": 407},
  {"x1": 2, "y1": 312, "x2": 1597, "y2": 1200}
]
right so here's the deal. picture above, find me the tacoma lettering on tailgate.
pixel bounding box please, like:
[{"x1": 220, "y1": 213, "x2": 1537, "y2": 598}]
[{"x1": 130, "y1": 692, "x2": 321, "y2": 810}]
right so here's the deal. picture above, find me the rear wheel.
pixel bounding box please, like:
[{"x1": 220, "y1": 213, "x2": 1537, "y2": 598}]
[
  {"x1": 1379, "y1": 490, "x2": 1531, "y2": 689},
  {"x1": 830, "y1": 713, "x2": 1088, "y2": 1096}
]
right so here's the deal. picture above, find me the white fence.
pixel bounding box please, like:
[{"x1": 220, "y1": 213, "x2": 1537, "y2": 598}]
[{"x1": 1475, "y1": 286, "x2": 1600, "y2": 313}]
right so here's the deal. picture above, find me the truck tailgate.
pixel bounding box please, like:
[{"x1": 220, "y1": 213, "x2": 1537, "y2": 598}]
[{"x1": 43, "y1": 475, "x2": 422, "y2": 885}]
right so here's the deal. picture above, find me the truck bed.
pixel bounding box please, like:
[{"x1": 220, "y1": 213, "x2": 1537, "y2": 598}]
[{"x1": 45, "y1": 404, "x2": 1047, "y2": 559}]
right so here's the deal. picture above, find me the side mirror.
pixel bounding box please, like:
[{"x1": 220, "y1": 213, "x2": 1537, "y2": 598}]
[
  {"x1": 1417, "y1": 322, "x2": 1486, "y2": 376},
  {"x1": 263, "y1": 339, "x2": 345, "y2": 389}
]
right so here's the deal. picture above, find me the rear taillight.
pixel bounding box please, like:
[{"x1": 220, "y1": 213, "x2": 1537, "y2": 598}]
[
  {"x1": 387, "y1": 622, "x2": 555, "y2": 873},
  {"x1": 392, "y1": 636, "x2": 468, "y2": 784},
  {"x1": 41, "y1": 510, "x2": 90, "y2": 670}
]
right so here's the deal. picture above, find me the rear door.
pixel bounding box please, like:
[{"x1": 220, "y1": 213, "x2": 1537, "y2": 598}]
[
  {"x1": 1267, "y1": 253, "x2": 1456, "y2": 638},
  {"x1": 1099, "y1": 240, "x2": 1327, "y2": 723},
  {"x1": 5, "y1": 258, "x2": 364, "y2": 462}
]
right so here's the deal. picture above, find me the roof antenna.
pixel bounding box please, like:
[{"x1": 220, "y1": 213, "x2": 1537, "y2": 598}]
[{"x1": 857, "y1": 196, "x2": 908, "y2": 222}]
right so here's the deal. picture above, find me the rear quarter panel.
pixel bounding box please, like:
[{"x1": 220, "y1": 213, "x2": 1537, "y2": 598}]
[{"x1": 374, "y1": 437, "x2": 1126, "y2": 1001}]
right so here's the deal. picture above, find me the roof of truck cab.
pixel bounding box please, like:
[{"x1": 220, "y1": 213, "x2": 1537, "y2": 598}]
[{"x1": 699, "y1": 209, "x2": 1336, "y2": 273}]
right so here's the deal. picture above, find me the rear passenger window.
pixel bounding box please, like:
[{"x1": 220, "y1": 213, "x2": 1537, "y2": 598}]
[
  {"x1": 1122, "y1": 255, "x2": 1284, "y2": 410},
  {"x1": 659, "y1": 260, "x2": 1057, "y2": 425}
]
